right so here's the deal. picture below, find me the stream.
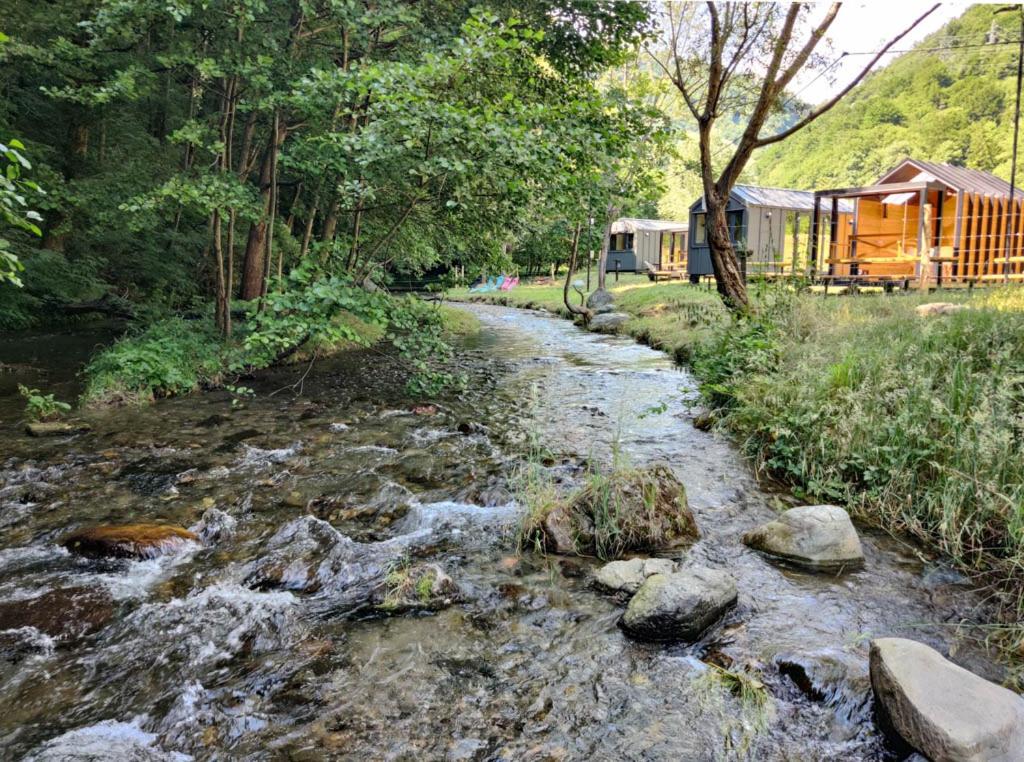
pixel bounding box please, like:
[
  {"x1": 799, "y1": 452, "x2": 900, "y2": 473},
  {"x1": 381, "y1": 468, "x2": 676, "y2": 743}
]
[{"x1": 0, "y1": 303, "x2": 1006, "y2": 760}]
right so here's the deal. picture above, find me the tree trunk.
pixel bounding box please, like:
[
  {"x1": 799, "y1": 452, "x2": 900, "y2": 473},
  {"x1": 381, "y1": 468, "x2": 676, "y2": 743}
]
[
  {"x1": 563, "y1": 222, "x2": 591, "y2": 320},
  {"x1": 704, "y1": 194, "x2": 750, "y2": 312},
  {"x1": 596, "y1": 203, "x2": 618, "y2": 291},
  {"x1": 239, "y1": 123, "x2": 287, "y2": 300}
]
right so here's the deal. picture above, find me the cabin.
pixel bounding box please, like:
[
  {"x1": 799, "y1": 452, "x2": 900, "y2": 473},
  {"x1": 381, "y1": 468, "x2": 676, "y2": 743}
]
[
  {"x1": 688, "y1": 185, "x2": 854, "y2": 280},
  {"x1": 607, "y1": 218, "x2": 688, "y2": 274},
  {"x1": 812, "y1": 159, "x2": 1024, "y2": 286}
]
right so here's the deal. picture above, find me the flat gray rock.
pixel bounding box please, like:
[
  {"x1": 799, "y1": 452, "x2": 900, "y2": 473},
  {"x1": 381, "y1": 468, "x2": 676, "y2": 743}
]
[
  {"x1": 742, "y1": 504, "x2": 863, "y2": 571},
  {"x1": 870, "y1": 638, "x2": 1024, "y2": 762},
  {"x1": 586, "y1": 288, "x2": 615, "y2": 309},
  {"x1": 593, "y1": 557, "x2": 676, "y2": 596},
  {"x1": 589, "y1": 311, "x2": 629, "y2": 333},
  {"x1": 619, "y1": 567, "x2": 736, "y2": 642}
]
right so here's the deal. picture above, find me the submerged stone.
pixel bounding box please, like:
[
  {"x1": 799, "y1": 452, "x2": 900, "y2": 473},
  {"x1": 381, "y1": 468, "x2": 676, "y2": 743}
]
[
  {"x1": 619, "y1": 567, "x2": 737, "y2": 643},
  {"x1": 593, "y1": 557, "x2": 676, "y2": 596},
  {"x1": 61, "y1": 523, "x2": 198, "y2": 559},
  {"x1": 870, "y1": 637, "x2": 1024, "y2": 761},
  {"x1": 0, "y1": 586, "x2": 113, "y2": 642},
  {"x1": 25, "y1": 421, "x2": 90, "y2": 437},
  {"x1": 742, "y1": 504, "x2": 864, "y2": 572}
]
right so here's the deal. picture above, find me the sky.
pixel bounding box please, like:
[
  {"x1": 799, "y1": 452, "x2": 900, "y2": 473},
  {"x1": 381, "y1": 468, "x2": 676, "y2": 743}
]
[{"x1": 794, "y1": 1, "x2": 977, "y2": 104}]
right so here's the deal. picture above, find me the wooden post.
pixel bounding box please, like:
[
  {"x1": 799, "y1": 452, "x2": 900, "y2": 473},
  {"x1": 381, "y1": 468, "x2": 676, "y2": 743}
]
[
  {"x1": 917, "y1": 197, "x2": 933, "y2": 290},
  {"x1": 917, "y1": 192, "x2": 931, "y2": 291},
  {"x1": 934, "y1": 189, "x2": 944, "y2": 287},
  {"x1": 953, "y1": 190, "x2": 964, "y2": 281},
  {"x1": 810, "y1": 193, "x2": 821, "y2": 279},
  {"x1": 829, "y1": 197, "x2": 839, "y2": 276}
]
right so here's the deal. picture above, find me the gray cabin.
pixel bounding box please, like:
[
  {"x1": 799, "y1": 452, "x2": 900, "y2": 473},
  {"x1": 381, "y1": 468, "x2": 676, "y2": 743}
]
[
  {"x1": 688, "y1": 186, "x2": 854, "y2": 278},
  {"x1": 607, "y1": 218, "x2": 689, "y2": 273}
]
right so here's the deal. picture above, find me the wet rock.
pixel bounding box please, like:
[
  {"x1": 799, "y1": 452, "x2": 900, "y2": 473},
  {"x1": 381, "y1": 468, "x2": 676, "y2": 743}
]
[
  {"x1": 870, "y1": 637, "x2": 1024, "y2": 762},
  {"x1": 25, "y1": 421, "x2": 90, "y2": 437},
  {"x1": 244, "y1": 516, "x2": 422, "y2": 611},
  {"x1": 190, "y1": 508, "x2": 236, "y2": 544},
  {"x1": 457, "y1": 421, "x2": 485, "y2": 436},
  {"x1": 412, "y1": 404, "x2": 438, "y2": 416},
  {"x1": 197, "y1": 412, "x2": 231, "y2": 427},
  {"x1": 915, "y1": 302, "x2": 964, "y2": 317},
  {"x1": 61, "y1": 523, "x2": 198, "y2": 559},
  {"x1": 742, "y1": 504, "x2": 864, "y2": 572},
  {"x1": 374, "y1": 563, "x2": 461, "y2": 613},
  {"x1": 593, "y1": 557, "x2": 676, "y2": 596},
  {"x1": 25, "y1": 720, "x2": 189, "y2": 762},
  {"x1": 692, "y1": 411, "x2": 716, "y2": 432},
  {"x1": 524, "y1": 463, "x2": 698, "y2": 557},
  {"x1": 619, "y1": 567, "x2": 737, "y2": 643},
  {"x1": 586, "y1": 288, "x2": 614, "y2": 310},
  {"x1": 589, "y1": 312, "x2": 629, "y2": 334},
  {"x1": 0, "y1": 587, "x2": 113, "y2": 642}
]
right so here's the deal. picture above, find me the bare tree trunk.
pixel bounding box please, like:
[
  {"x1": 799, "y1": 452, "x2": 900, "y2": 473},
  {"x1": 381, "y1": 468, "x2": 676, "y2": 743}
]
[
  {"x1": 212, "y1": 210, "x2": 228, "y2": 333},
  {"x1": 239, "y1": 122, "x2": 287, "y2": 300},
  {"x1": 596, "y1": 203, "x2": 618, "y2": 292},
  {"x1": 704, "y1": 194, "x2": 749, "y2": 312},
  {"x1": 301, "y1": 206, "x2": 316, "y2": 258},
  {"x1": 563, "y1": 222, "x2": 592, "y2": 320}
]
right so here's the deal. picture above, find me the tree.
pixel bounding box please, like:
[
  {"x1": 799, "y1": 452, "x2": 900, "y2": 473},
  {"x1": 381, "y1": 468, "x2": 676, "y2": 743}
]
[{"x1": 655, "y1": 2, "x2": 938, "y2": 312}]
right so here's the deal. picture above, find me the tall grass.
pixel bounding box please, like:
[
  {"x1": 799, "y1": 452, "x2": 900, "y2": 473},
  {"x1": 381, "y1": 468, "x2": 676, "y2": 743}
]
[{"x1": 694, "y1": 288, "x2": 1024, "y2": 627}]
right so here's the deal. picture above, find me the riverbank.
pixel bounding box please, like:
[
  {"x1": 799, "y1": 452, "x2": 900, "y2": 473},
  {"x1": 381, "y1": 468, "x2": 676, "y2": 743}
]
[
  {"x1": 2, "y1": 302, "x2": 1012, "y2": 758},
  {"x1": 452, "y1": 279, "x2": 1024, "y2": 646}
]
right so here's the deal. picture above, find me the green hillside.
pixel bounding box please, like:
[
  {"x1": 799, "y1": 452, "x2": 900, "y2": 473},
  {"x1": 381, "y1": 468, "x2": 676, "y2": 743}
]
[{"x1": 755, "y1": 4, "x2": 1022, "y2": 189}]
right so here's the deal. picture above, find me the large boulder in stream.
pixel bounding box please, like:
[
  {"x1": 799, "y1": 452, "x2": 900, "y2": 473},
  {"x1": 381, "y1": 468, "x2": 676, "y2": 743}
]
[
  {"x1": 593, "y1": 557, "x2": 676, "y2": 596},
  {"x1": 524, "y1": 464, "x2": 698, "y2": 558},
  {"x1": 870, "y1": 638, "x2": 1024, "y2": 761},
  {"x1": 619, "y1": 567, "x2": 737, "y2": 643},
  {"x1": 589, "y1": 311, "x2": 630, "y2": 333},
  {"x1": 61, "y1": 523, "x2": 198, "y2": 560},
  {"x1": 742, "y1": 504, "x2": 864, "y2": 572}
]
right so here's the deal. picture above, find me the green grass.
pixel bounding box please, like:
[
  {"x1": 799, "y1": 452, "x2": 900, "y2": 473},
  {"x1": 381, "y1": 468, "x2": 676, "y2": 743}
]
[
  {"x1": 82, "y1": 317, "x2": 234, "y2": 406},
  {"x1": 693, "y1": 287, "x2": 1024, "y2": 645}
]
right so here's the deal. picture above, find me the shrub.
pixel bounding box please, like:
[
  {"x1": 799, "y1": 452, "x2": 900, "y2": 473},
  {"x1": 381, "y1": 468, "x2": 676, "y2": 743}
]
[
  {"x1": 82, "y1": 317, "x2": 232, "y2": 405},
  {"x1": 18, "y1": 384, "x2": 71, "y2": 421}
]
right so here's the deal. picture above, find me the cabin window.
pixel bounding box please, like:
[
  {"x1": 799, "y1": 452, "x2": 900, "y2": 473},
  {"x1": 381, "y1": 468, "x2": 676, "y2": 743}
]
[
  {"x1": 694, "y1": 213, "x2": 707, "y2": 245},
  {"x1": 611, "y1": 232, "x2": 633, "y2": 251},
  {"x1": 661, "y1": 232, "x2": 672, "y2": 263},
  {"x1": 727, "y1": 211, "x2": 744, "y2": 248}
]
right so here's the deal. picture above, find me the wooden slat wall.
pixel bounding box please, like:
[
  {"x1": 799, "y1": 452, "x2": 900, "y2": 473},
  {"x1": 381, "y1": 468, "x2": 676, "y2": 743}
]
[
  {"x1": 1016, "y1": 198, "x2": 1024, "y2": 276},
  {"x1": 979, "y1": 196, "x2": 992, "y2": 279}
]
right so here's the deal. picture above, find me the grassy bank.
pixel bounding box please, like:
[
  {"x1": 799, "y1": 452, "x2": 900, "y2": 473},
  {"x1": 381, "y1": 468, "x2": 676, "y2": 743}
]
[
  {"x1": 455, "y1": 278, "x2": 1024, "y2": 637},
  {"x1": 81, "y1": 297, "x2": 479, "y2": 407}
]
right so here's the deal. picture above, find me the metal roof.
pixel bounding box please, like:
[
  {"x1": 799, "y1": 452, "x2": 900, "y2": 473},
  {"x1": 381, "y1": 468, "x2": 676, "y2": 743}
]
[
  {"x1": 691, "y1": 185, "x2": 853, "y2": 213},
  {"x1": 611, "y1": 217, "x2": 688, "y2": 234},
  {"x1": 732, "y1": 185, "x2": 854, "y2": 213},
  {"x1": 878, "y1": 158, "x2": 1023, "y2": 197}
]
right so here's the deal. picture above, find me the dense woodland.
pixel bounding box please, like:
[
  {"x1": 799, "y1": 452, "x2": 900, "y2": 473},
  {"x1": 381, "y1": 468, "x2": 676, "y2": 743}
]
[{"x1": 0, "y1": 1, "x2": 665, "y2": 336}]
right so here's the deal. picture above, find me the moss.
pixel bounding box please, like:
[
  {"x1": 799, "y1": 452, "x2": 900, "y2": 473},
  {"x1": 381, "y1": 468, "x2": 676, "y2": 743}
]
[{"x1": 519, "y1": 463, "x2": 698, "y2": 560}]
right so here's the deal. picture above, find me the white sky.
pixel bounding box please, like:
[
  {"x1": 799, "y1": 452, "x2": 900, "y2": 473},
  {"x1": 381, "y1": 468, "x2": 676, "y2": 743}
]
[{"x1": 794, "y1": 1, "x2": 977, "y2": 104}]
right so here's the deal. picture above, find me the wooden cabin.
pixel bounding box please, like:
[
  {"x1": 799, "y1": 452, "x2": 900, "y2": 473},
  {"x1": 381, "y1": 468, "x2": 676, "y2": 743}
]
[
  {"x1": 812, "y1": 159, "x2": 1024, "y2": 286},
  {"x1": 688, "y1": 185, "x2": 853, "y2": 280},
  {"x1": 607, "y1": 218, "x2": 688, "y2": 274}
]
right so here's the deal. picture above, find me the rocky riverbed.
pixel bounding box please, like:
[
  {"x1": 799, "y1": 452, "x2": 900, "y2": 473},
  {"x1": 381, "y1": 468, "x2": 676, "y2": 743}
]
[{"x1": 0, "y1": 304, "x2": 1017, "y2": 760}]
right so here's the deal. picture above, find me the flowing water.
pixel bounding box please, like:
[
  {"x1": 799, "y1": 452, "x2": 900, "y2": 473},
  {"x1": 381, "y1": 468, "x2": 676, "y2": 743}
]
[{"x1": 0, "y1": 304, "x2": 1006, "y2": 760}]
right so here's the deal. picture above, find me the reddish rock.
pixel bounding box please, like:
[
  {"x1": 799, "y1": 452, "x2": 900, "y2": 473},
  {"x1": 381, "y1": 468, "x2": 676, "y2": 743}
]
[
  {"x1": 0, "y1": 586, "x2": 114, "y2": 641},
  {"x1": 61, "y1": 523, "x2": 198, "y2": 559}
]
